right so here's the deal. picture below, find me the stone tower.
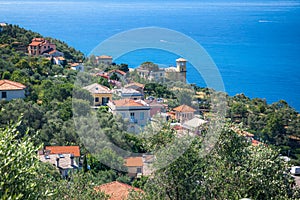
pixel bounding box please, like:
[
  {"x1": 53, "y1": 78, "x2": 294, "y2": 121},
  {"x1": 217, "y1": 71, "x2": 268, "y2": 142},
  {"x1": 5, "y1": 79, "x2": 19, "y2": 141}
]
[{"x1": 176, "y1": 58, "x2": 187, "y2": 83}]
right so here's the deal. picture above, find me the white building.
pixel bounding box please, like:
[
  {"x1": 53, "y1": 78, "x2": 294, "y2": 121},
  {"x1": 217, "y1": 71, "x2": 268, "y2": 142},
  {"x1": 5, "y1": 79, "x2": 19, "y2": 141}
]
[
  {"x1": 0, "y1": 80, "x2": 26, "y2": 101},
  {"x1": 136, "y1": 67, "x2": 165, "y2": 82},
  {"x1": 107, "y1": 99, "x2": 150, "y2": 133},
  {"x1": 135, "y1": 58, "x2": 187, "y2": 83}
]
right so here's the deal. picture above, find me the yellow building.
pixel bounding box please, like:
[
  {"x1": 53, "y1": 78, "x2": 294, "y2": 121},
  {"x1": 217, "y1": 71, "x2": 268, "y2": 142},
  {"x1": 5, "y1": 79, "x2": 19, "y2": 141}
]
[{"x1": 83, "y1": 83, "x2": 112, "y2": 106}]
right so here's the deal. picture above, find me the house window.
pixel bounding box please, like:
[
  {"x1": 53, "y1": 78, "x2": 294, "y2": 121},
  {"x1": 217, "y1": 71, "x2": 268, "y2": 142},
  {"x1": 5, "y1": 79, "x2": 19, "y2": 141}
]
[
  {"x1": 137, "y1": 167, "x2": 142, "y2": 173},
  {"x1": 102, "y1": 97, "x2": 109, "y2": 105},
  {"x1": 140, "y1": 112, "x2": 144, "y2": 120},
  {"x1": 1, "y1": 91, "x2": 7, "y2": 99},
  {"x1": 95, "y1": 97, "x2": 99, "y2": 102},
  {"x1": 130, "y1": 112, "x2": 135, "y2": 119}
]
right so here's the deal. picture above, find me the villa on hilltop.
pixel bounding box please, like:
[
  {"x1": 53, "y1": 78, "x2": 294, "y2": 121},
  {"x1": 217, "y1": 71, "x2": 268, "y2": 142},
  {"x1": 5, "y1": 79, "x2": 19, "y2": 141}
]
[
  {"x1": 96, "y1": 55, "x2": 113, "y2": 65},
  {"x1": 28, "y1": 38, "x2": 57, "y2": 56},
  {"x1": 136, "y1": 58, "x2": 187, "y2": 83}
]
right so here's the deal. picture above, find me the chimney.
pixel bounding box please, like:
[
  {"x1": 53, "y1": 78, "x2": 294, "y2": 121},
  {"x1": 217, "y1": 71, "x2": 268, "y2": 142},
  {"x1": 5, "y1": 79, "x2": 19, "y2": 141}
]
[
  {"x1": 56, "y1": 157, "x2": 59, "y2": 167},
  {"x1": 70, "y1": 154, "x2": 74, "y2": 166}
]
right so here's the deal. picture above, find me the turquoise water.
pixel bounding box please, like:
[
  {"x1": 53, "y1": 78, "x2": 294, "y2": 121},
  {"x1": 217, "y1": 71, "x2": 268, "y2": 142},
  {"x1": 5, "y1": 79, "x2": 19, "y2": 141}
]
[{"x1": 1, "y1": 0, "x2": 300, "y2": 110}]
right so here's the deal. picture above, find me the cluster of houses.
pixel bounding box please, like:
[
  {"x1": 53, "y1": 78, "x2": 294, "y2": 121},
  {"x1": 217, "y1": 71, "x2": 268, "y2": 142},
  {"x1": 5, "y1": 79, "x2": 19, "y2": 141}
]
[
  {"x1": 37, "y1": 144, "x2": 146, "y2": 199},
  {"x1": 26, "y1": 37, "x2": 117, "y2": 72},
  {"x1": 82, "y1": 79, "x2": 207, "y2": 134},
  {"x1": 26, "y1": 37, "x2": 85, "y2": 70}
]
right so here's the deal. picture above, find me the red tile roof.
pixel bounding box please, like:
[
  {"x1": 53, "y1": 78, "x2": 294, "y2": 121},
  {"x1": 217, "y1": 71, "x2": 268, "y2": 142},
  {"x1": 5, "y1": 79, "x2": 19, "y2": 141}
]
[
  {"x1": 173, "y1": 104, "x2": 196, "y2": 113},
  {"x1": 48, "y1": 49, "x2": 57, "y2": 54},
  {"x1": 112, "y1": 99, "x2": 147, "y2": 107},
  {"x1": 29, "y1": 41, "x2": 42, "y2": 46},
  {"x1": 45, "y1": 146, "x2": 80, "y2": 157},
  {"x1": 108, "y1": 69, "x2": 126, "y2": 76},
  {"x1": 29, "y1": 38, "x2": 44, "y2": 46},
  {"x1": 0, "y1": 80, "x2": 26, "y2": 90},
  {"x1": 125, "y1": 157, "x2": 143, "y2": 167},
  {"x1": 94, "y1": 181, "x2": 143, "y2": 200}
]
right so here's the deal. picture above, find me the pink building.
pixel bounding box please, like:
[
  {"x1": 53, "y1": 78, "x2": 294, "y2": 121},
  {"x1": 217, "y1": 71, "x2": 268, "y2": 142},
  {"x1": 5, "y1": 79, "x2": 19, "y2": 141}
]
[{"x1": 28, "y1": 38, "x2": 56, "y2": 56}]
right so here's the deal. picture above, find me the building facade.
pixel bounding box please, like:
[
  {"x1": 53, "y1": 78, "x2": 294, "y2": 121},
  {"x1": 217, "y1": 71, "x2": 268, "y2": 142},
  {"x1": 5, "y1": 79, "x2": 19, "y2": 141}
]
[
  {"x1": 83, "y1": 83, "x2": 112, "y2": 106},
  {"x1": 124, "y1": 157, "x2": 143, "y2": 177},
  {"x1": 28, "y1": 38, "x2": 56, "y2": 56},
  {"x1": 173, "y1": 104, "x2": 196, "y2": 123},
  {"x1": 0, "y1": 80, "x2": 26, "y2": 101},
  {"x1": 96, "y1": 55, "x2": 113, "y2": 65},
  {"x1": 107, "y1": 99, "x2": 150, "y2": 133}
]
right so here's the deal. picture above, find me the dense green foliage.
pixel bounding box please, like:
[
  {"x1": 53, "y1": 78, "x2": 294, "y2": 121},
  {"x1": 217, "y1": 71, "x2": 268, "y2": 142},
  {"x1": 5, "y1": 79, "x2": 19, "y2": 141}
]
[
  {"x1": 226, "y1": 94, "x2": 300, "y2": 163},
  {"x1": 1, "y1": 24, "x2": 300, "y2": 199},
  {"x1": 141, "y1": 126, "x2": 300, "y2": 200},
  {"x1": 0, "y1": 121, "x2": 47, "y2": 199}
]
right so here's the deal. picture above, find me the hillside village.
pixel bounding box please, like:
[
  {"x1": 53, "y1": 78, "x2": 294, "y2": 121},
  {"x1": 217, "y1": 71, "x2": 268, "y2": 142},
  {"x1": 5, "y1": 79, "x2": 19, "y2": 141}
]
[{"x1": 1, "y1": 24, "x2": 300, "y2": 199}]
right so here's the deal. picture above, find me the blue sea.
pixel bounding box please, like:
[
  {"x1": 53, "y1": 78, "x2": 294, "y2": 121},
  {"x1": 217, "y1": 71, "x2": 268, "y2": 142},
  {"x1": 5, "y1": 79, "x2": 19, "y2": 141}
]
[{"x1": 1, "y1": 0, "x2": 300, "y2": 111}]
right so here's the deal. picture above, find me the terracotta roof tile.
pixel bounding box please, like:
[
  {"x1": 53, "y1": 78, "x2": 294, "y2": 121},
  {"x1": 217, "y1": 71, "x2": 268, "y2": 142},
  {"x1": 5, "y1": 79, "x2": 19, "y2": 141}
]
[
  {"x1": 111, "y1": 99, "x2": 148, "y2": 107},
  {"x1": 94, "y1": 181, "x2": 143, "y2": 200},
  {"x1": 48, "y1": 49, "x2": 57, "y2": 54},
  {"x1": 173, "y1": 104, "x2": 196, "y2": 113},
  {"x1": 125, "y1": 157, "x2": 143, "y2": 167},
  {"x1": 108, "y1": 69, "x2": 126, "y2": 76},
  {"x1": 45, "y1": 146, "x2": 80, "y2": 157},
  {"x1": 29, "y1": 41, "x2": 42, "y2": 46},
  {"x1": 0, "y1": 80, "x2": 26, "y2": 90}
]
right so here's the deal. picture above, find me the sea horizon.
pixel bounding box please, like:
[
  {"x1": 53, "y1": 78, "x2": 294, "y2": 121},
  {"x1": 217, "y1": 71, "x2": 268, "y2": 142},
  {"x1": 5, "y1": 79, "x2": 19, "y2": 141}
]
[{"x1": 1, "y1": 0, "x2": 300, "y2": 111}]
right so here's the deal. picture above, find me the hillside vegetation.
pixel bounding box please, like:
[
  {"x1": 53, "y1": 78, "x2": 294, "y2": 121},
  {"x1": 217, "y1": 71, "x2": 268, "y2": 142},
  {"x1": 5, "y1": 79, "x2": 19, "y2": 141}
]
[{"x1": 1, "y1": 24, "x2": 300, "y2": 199}]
